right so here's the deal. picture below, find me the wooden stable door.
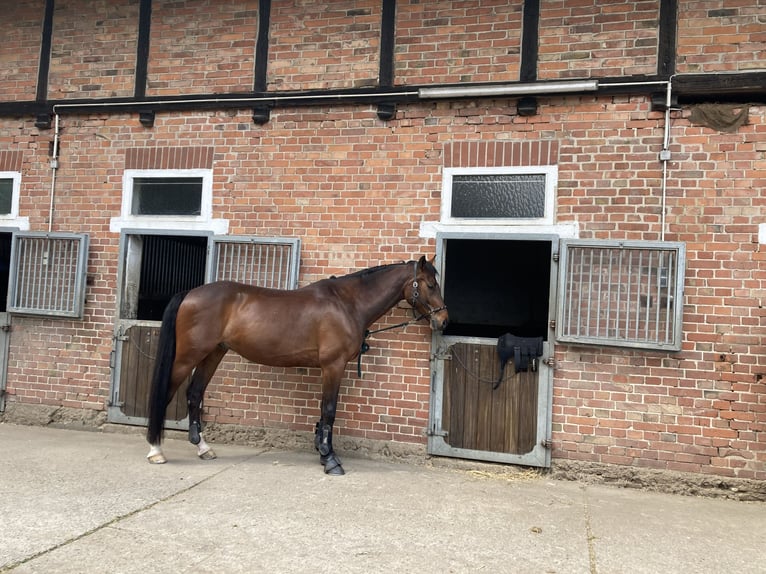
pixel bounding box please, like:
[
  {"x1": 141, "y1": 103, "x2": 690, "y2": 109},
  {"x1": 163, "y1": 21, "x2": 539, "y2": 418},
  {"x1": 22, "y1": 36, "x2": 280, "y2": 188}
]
[
  {"x1": 429, "y1": 337, "x2": 553, "y2": 468},
  {"x1": 114, "y1": 324, "x2": 189, "y2": 425},
  {"x1": 443, "y1": 342, "x2": 537, "y2": 454}
]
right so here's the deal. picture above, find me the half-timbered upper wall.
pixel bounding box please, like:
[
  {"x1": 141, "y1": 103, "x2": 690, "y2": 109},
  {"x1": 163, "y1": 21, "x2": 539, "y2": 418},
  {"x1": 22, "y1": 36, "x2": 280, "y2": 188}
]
[
  {"x1": 676, "y1": 1, "x2": 765, "y2": 73},
  {"x1": 3, "y1": 1, "x2": 44, "y2": 102},
  {"x1": 1, "y1": 0, "x2": 766, "y2": 103},
  {"x1": 147, "y1": 0, "x2": 258, "y2": 96},
  {"x1": 269, "y1": 0, "x2": 381, "y2": 91},
  {"x1": 538, "y1": 0, "x2": 659, "y2": 79},
  {"x1": 394, "y1": 0, "x2": 522, "y2": 85},
  {"x1": 49, "y1": 1, "x2": 139, "y2": 99}
]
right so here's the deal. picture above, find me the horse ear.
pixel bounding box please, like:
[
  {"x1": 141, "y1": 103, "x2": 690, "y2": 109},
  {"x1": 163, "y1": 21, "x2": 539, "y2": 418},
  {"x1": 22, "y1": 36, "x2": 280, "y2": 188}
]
[{"x1": 418, "y1": 255, "x2": 427, "y2": 269}]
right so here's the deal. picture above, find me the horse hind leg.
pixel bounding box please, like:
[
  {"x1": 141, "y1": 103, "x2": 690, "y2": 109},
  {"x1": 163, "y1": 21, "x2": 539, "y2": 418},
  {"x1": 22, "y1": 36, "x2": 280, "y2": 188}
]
[{"x1": 186, "y1": 346, "x2": 227, "y2": 460}]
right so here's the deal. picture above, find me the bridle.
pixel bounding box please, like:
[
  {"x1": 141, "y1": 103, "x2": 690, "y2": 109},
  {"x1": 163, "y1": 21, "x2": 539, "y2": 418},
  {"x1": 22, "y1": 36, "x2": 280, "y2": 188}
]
[
  {"x1": 408, "y1": 260, "x2": 448, "y2": 321},
  {"x1": 357, "y1": 261, "x2": 448, "y2": 377}
]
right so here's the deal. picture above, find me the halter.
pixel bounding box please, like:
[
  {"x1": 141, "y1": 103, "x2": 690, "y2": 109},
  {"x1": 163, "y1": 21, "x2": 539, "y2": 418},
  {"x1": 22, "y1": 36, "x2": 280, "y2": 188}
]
[
  {"x1": 408, "y1": 260, "x2": 448, "y2": 320},
  {"x1": 357, "y1": 261, "x2": 447, "y2": 377}
]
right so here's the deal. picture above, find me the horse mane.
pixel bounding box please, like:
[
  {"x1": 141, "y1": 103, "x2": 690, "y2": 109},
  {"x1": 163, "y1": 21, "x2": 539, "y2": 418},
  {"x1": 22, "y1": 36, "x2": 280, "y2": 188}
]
[{"x1": 330, "y1": 259, "x2": 437, "y2": 282}]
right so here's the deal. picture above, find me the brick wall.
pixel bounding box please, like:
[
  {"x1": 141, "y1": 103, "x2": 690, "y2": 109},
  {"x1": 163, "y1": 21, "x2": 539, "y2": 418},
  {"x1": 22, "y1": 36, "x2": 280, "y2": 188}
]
[
  {"x1": 677, "y1": 1, "x2": 765, "y2": 73},
  {"x1": 538, "y1": 0, "x2": 658, "y2": 79},
  {"x1": 1, "y1": 0, "x2": 765, "y2": 480},
  {"x1": 395, "y1": 0, "x2": 522, "y2": 85},
  {"x1": 2, "y1": 0, "x2": 43, "y2": 101},
  {"x1": 148, "y1": 0, "x2": 258, "y2": 95},
  {"x1": 49, "y1": 1, "x2": 139, "y2": 99}
]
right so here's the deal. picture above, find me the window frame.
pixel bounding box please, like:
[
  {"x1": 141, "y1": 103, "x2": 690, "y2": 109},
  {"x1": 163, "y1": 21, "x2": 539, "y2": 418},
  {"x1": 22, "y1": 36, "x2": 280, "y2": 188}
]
[
  {"x1": 0, "y1": 172, "x2": 20, "y2": 219},
  {"x1": 555, "y1": 239, "x2": 686, "y2": 351},
  {"x1": 8, "y1": 231, "x2": 90, "y2": 319},
  {"x1": 111, "y1": 169, "x2": 226, "y2": 234},
  {"x1": 441, "y1": 166, "x2": 557, "y2": 226}
]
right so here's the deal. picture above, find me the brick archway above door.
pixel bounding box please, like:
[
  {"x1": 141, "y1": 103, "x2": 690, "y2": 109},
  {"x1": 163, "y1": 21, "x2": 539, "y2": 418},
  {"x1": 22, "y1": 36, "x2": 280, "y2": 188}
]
[{"x1": 444, "y1": 140, "x2": 559, "y2": 168}]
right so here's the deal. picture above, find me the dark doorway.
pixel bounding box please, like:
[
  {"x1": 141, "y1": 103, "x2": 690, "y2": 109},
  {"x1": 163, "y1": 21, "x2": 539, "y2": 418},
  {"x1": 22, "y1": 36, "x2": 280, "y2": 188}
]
[
  {"x1": 442, "y1": 239, "x2": 551, "y2": 339},
  {"x1": 0, "y1": 233, "x2": 11, "y2": 312},
  {"x1": 137, "y1": 235, "x2": 207, "y2": 320}
]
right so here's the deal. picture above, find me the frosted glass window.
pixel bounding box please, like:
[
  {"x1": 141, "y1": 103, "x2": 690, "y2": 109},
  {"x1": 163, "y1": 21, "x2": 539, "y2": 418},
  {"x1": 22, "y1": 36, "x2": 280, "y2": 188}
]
[{"x1": 451, "y1": 174, "x2": 546, "y2": 219}]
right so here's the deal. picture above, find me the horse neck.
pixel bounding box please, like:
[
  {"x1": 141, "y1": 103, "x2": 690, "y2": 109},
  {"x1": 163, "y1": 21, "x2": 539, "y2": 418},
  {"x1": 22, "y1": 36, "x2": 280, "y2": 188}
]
[{"x1": 350, "y1": 263, "x2": 412, "y2": 328}]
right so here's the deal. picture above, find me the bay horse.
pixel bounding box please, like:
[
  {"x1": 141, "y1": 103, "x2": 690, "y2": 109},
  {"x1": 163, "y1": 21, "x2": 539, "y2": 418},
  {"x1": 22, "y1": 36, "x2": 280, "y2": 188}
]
[{"x1": 146, "y1": 256, "x2": 448, "y2": 475}]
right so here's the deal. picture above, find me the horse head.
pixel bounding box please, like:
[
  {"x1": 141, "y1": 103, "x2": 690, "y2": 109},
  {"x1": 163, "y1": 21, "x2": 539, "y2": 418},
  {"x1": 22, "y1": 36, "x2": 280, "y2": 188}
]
[{"x1": 408, "y1": 255, "x2": 449, "y2": 331}]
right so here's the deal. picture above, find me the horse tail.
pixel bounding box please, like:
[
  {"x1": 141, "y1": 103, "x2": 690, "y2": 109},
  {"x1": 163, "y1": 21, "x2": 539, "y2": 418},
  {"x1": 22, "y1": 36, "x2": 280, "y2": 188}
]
[{"x1": 147, "y1": 290, "x2": 189, "y2": 446}]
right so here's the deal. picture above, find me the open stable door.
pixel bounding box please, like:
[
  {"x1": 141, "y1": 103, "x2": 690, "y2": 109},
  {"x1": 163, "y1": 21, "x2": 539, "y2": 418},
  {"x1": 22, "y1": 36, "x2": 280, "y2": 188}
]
[
  {"x1": 108, "y1": 233, "x2": 300, "y2": 427},
  {"x1": 428, "y1": 233, "x2": 557, "y2": 467}
]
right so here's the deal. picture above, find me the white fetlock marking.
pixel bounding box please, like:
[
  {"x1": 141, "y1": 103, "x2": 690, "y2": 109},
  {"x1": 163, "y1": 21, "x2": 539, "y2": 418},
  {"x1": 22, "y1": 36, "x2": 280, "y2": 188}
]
[
  {"x1": 147, "y1": 445, "x2": 167, "y2": 464},
  {"x1": 197, "y1": 438, "x2": 217, "y2": 460}
]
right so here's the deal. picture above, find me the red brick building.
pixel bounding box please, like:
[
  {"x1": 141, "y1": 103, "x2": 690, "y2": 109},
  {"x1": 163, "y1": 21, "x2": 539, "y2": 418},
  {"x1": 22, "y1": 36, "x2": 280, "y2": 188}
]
[{"x1": 1, "y1": 0, "x2": 764, "y2": 485}]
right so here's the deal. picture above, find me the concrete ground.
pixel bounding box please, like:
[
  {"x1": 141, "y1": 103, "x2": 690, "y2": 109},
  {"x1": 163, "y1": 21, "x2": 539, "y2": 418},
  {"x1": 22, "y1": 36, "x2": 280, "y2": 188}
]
[{"x1": 1, "y1": 423, "x2": 764, "y2": 574}]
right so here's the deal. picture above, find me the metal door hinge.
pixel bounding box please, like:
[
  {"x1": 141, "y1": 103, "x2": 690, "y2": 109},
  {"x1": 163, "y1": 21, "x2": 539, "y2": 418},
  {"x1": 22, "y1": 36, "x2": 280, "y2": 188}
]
[
  {"x1": 541, "y1": 439, "x2": 552, "y2": 449},
  {"x1": 427, "y1": 424, "x2": 448, "y2": 438},
  {"x1": 542, "y1": 357, "x2": 556, "y2": 368},
  {"x1": 0, "y1": 324, "x2": 11, "y2": 332},
  {"x1": 431, "y1": 348, "x2": 452, "y2": 361}
]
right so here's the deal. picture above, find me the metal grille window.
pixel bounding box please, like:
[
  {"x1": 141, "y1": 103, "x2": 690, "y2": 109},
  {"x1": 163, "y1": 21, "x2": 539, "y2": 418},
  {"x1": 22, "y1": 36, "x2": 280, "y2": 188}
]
[
  {"x1": 556, "y1": 240, "x2": 685, "y2": 350},
  {"x1": 210, "y1": 237, "x2": 301, "y2": 289},
  {"x1": 8, "y1": 233, "x2": 89, "y2": 318}
]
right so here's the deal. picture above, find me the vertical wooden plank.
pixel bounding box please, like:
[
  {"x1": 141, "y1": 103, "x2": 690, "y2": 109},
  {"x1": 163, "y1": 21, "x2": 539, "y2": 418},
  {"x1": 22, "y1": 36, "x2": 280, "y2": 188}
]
[
  {"x1": 488, "y1": 346, "x2": 509, "y2": 453},
  {"x1": 518, "y1": 367, "x2": 538, "y2": 453},
  {"x1": 461, "y1": 344, "x2": 480, "y2": 449},
  {"x1": 475, "y1": 345, "x2": 494, "y2": 451},
  {"x1": 447, "y1": 344, "x2": 466, "y2": 449},
  {"x1": 506, "y1": 368, "x2": 521, "y2": 453}
]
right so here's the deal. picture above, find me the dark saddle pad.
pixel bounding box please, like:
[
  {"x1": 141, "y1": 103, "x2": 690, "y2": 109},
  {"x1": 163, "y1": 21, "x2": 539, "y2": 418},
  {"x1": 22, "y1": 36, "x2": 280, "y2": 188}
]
[{"x1": 494, "y1": 333, "x2": 544, "y2": 390}]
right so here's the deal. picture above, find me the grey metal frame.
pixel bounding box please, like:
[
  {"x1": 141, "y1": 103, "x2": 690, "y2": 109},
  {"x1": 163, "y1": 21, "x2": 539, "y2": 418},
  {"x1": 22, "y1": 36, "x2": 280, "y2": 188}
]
[
  {"x1": 427, "y1": 230, "x2": 557, "y2": 468},
  {"x1": 207, "y1": 235, "x2": 301, "y2": 288},
  {"x1": 556, "y1": 239, "x2": 686, "y2": 351},
  {"x1": 8, "y1": 231, "x2": 89, "y2": 319}
]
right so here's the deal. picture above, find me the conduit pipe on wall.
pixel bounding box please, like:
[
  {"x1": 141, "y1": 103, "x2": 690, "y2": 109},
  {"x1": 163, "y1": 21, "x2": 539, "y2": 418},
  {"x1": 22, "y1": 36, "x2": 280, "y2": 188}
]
[
  {"x1": 48, "y1": 112, "x2": 60, "y2": 232},
  {"x1": 418, "y1": 79, "x2": 599, "y2": 99},
  {"x1": 659, "y1": 76, "x2": 676, "y2": 242},
  {"x1": 592, "y1": 79, "x2": 674, "y2": 241}
]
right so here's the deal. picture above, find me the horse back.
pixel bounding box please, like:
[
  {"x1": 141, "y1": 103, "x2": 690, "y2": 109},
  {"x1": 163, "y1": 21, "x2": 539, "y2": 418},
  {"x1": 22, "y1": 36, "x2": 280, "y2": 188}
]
[{"x1": 175, "y1": 280, "x2": 358, "y2": 368}]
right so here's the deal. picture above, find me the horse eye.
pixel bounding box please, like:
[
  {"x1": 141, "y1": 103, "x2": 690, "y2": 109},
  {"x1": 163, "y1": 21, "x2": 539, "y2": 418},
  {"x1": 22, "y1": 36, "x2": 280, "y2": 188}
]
[{"x1": 427, "y1": 282, "x2": 435, "y2": 289}]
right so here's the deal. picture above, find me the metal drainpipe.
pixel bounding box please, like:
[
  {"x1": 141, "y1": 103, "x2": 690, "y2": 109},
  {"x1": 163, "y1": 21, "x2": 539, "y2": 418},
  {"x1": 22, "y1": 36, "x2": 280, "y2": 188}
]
[{"x1": 48, "y1": 112, "x2": 60, "y2": 233}]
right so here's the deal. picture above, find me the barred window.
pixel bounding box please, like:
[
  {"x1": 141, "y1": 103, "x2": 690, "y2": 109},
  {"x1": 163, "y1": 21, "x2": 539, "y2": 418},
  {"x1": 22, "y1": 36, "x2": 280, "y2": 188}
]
[
  {"x1": 556, "y1": 240, "x2": 685, "y2": 351},
  {"x1": 9, "y1": 233, "x2": 89, "y2": 318},
  {"x1": 210, "y1": 237, "x2": 301, "y2": 289}
]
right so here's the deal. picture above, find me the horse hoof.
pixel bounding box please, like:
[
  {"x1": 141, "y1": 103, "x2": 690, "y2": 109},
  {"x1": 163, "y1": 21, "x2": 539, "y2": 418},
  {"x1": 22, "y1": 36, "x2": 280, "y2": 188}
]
[
  {"x1": 147, "y1": 453, "x2": 167, "y2": 464},
  {"x1": 322, "y1": 453, "x2": 345, "y2": 475},
  {"x1": 198, "y1": 448, "x2": 217, "y2": 460}
]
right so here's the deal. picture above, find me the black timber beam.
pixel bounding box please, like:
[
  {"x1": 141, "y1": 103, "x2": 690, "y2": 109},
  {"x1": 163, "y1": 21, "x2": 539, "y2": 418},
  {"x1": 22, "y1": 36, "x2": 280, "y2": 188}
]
[{"x1": 3, "y1": 73, "x2": 763, "y2": 121}]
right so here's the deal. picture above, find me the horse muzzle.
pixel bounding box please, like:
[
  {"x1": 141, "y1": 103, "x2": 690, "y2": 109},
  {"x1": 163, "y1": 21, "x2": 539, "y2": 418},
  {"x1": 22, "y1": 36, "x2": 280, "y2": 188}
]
[{"x1": 430, "y1": 308, "x2": 449, "y2": 331}]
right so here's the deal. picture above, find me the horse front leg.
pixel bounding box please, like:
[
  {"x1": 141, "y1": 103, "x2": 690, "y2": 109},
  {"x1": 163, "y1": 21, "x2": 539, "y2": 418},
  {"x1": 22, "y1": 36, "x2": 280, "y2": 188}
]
[
  {"x1": 315, "y1": 364, "x2": 345, "y2": 475},
  {"x1": 186, "y1": 347, "x2": 227, "y2": 460}
]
